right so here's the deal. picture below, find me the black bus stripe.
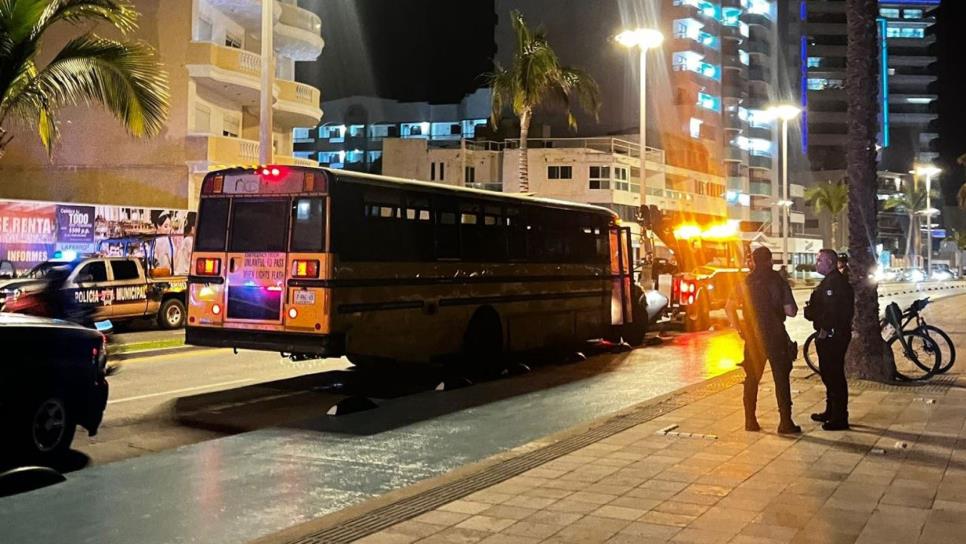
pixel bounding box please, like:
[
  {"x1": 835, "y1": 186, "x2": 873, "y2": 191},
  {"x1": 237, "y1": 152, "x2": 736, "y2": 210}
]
[
  {"x1": 290, "y1": 274, "x2": 611, "y2": 289},
  {"x1": 336, "y1": 290, "x2": 607, "y2": 314}
]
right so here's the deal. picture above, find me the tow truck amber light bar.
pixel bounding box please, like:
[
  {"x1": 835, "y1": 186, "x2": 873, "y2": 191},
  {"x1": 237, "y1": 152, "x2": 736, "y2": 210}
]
[
  {"x1": 291, "y1": 259, "x2": 319, "y2": 278},
  {"x1": 196, "y1": 258, "x2": 221, "y2": 276}
]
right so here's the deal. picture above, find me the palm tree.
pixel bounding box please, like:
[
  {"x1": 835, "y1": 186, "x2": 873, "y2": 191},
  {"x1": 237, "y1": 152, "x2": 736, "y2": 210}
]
[
  {"x1": 957, "y1": 153, "x2": 966, "y2": 209},
  {"x1": 0, "y1": 0, "x2": 169, "y2": 159},
  {"x1": 883, "y1": 183, "x2": 935, "y2": 262},
  {"x1": 805, "y1": 180, "x2": 848, "y2": 249},
  {"x1": 844, "y1": 0, "x2": 893, "y2": 381},
  {"x1": 485, "y1": 10, "x2": 600, "y2": 193}
]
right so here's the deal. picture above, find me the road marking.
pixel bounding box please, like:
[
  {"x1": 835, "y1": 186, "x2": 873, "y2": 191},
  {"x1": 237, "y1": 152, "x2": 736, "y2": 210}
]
[
  {"x1": 116, "y1": 348, "x2": 221, "y2": 364},
  {"x1": 108, "y1": 378, "x2": 256, "y2": 405}
]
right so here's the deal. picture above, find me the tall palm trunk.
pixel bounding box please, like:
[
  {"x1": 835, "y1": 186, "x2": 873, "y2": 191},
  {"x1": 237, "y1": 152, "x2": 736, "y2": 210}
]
[
  {"x1": 844, "y1": 0, "x2": 893, "y2": 380},
  {"x1": 906, "y1": 212, "x2": 915, "y2": 262},
  {"x1": 518, "y1": 108, "x2": 532, "y2": 193}
]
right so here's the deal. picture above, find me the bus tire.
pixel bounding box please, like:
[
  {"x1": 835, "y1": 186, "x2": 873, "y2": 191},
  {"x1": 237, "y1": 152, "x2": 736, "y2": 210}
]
[
  {"x1": 158, "y1": 298, "x2": 186, "y2": 329},
  {"x1": 684, "y1": 293, "x2": 710, "y2": 332},
  {"x1": 613, "y1": 286, "x2": 647, "y2": 347},
  {"x1": 462, "y1": 307, "x2": 504, "y2": 370}
]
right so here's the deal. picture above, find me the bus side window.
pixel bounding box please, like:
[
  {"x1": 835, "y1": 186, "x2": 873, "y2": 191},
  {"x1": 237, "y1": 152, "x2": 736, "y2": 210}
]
[
  {"x1": 435, "y1": 198, "x2": 459, "y2": 260},
  {"x1": 459, "y1": 203, "x2": 484, "y2": 261},
  {"x1": 506, "y1": 207, "x2": 527, "y2": 261},
  {"x1": 403, "y1": 195, "x2": 434, "y2": 261}
]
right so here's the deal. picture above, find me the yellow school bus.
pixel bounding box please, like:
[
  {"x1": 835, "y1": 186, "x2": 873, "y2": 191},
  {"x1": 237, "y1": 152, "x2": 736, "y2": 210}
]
[{"x1": 186, "y1": 166, "x2": 643, "y2": 367}]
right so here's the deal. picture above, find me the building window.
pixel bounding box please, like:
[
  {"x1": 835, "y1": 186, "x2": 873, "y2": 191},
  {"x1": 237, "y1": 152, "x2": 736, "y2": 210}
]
[
  {"x1": 547, "y1": 165, "x2": 572, "y2": 180},
  {"x1": 903, "y1": 9, "x2": 923, "y2": 19},
  {"x1": 293, "y1": 127, "x2": 311, "y2": 140},
  {"x1": 807, "y1": 78, "x2": 844, "y2": 90},
  {"x1": 722, "y1": 7, "x2": 741, "y2": 26},
  {"x1": 697, "y1": 92, "x2": 720, "y2": 112},
  {"x1": 465, "y1": 166, "x2": 476, "y2": 184},
  {"x1": 225, "y1": 33, "x2": 242, "y2": 49},
  {"x1": 196, "y1": 16, "x2": 213, "y2": 42},
  {"x1": 886, "y1": 25, "x2": 925, "y2": 39},
  {"x1": 614, "y1": 167, "x2": 629, "y2": 191},
  {"x1": 589, "y1": 166, "x2": 610, "y2": 190},
  {"x1": 806, "y1": 57, "x2": 822, "y2": 68},
  {"x1": 689, "y1": 118, "x2": 703, "y2": 139},
  {"x1": 879, "y1": 8, "x2": 900, "y2": 18},
  {"x1": 430, "y1": 162, "x2": 445, "y2": 181},
  {"x1": 193, "y1": 104, "x2": 211, "y2": 134},
  {"x1": 222, "y1": 113, "x2": 240, "y2": 138}
]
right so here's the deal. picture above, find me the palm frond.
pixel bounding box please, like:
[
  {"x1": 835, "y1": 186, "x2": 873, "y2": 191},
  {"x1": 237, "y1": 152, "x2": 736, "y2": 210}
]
[
  {"x1": 0, "y1": 0, "x2": 49, "y2": 43},
  {"x1": 29, "y1": 34, "x2": 169, "y2": 142},
  {"x1": 37, "y1": 0, "x2": 139, "y2": 35}
]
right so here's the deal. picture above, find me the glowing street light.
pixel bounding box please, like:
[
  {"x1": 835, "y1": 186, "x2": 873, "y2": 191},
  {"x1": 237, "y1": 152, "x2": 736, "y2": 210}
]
[
  {"x1": 616, "y1": 28, "x2": 664, "y2": 202},
  {"x1": 914, "y1": 164, "x2": 941, "y2": 272},
  {"x1": 765, "y1": 103, "x2": 802, "y2": 274}
]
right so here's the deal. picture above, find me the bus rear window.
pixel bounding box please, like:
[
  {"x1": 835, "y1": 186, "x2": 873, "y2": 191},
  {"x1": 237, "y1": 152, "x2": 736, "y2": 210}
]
[
  {"x1": 229, "y1": 199, "x2": 289, "y2": 252},
  {"x1": 290, "y1": 198, "x2": 325, "y2": 252},
  {"x1": 196, "y1": 198, "x2": 230, "y2": 251}
]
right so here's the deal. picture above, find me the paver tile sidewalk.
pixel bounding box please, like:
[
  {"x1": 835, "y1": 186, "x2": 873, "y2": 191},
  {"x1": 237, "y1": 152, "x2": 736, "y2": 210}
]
[{"x1": 350, "y1": 295, "x2": 966, "y2": 544}]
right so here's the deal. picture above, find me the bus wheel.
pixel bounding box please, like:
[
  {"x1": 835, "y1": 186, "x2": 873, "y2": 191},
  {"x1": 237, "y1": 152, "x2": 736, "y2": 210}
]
[
  {"x1": 684, "y1": 294, "x2": 710, "y2": 332},
  {"x1": 158, "y1": 299, "x2": 186, "y2": 329},
  {"x1": 462, "y1": 308, "x2": 504, "y2": 371}
]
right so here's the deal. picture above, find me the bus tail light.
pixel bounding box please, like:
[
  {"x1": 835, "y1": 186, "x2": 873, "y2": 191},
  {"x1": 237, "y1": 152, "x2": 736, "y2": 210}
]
[
  {"x1": 196, "y1": 258, "x2": 222, "y2": 276},
  {"x1": 292, "y1": 259, "x2": 319, "y2": 278},
  {"x1": 212, "y1": 303, "x2": 222, "y2": 315}
]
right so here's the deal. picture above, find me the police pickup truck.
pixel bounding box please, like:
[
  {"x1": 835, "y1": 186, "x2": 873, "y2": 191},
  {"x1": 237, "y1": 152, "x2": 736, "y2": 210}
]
[{"x1": 0, "y1": 256, "x2": 187, "y2": 329}]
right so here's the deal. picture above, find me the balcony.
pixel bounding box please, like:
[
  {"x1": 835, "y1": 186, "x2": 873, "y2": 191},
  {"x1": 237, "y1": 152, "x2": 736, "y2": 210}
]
[
  {"x1": 725, "y1": 146, "x2": 747, "y2": 162},
  {"x1": 205, "y1": 1, "x2": 323, "y2": 61},
  {"x1": 749, "y1": 155, "x2": 772, "y2": 170},
  {"x1": 724, "y1": 112, "x2": 745, "y2": 130},
  {"x1": 727, "y1": 175, "x2": 748, "y2": 191},
  {"x1": 749, "y1": 181, "x2": 772, "y2": 196},
  {"x1": 276, "y1": 155, "x2": 319, "y2": 168},
  {"x1": 748, "y1": 65, "x2": 771, "y2": 82},
  {"x1": 744, "y1": 41, "x2": 771, "y2": 56},
  {"x1": 275, "y1": 79, "x2": 323, "y2": 126},
  {"x1": 187, "y1": 42, "x2": 263, "y2": 106},
  {"x1": 276, "y1": 0, "x2": 325, "y2": 61},
  {"x1": 722, "y1": 83, "x2": 748, "y2": 100},
  {"x1": 748, "y1": 125, "x2": 772, "y2": 140},
  {"x1": 741, "y1": 12, "x2": 773, "y2": 29},
  {"x1": 187, "y1": 135, "x2": 261, "y2": 167}
]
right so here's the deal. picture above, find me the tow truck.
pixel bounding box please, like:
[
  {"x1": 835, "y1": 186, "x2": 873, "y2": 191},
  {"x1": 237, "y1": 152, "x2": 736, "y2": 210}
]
[{"x1": 640, "y1": 207, "x2": 749, "y2": 332}]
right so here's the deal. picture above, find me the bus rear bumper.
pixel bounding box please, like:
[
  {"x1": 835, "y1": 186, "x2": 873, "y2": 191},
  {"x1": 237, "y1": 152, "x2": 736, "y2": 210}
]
[{"x1": 186, "y1": 326, "x2": 344, "y2": 356}]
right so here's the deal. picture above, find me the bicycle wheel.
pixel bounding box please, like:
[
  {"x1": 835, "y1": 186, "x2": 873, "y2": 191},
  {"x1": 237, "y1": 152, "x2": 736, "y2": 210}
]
[
  {"x1": 803, "y1": 332, "x2": 820, "y2": 375},
  {"x1": 890, "y1": 330, "x2": 941, "y2": 381},
  {"x1": 921, "y1": 325, "x2": 956, "y2": 374}
]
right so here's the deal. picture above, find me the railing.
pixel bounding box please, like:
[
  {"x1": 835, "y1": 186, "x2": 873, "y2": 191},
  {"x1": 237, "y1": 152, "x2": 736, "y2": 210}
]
[
  {"x1": 188, "y1": 135, "x2": 260, "y2": 165},
  {"x1": 187, "y1": 41, "x2": 260, "y2": 76},
  {"x1": 277, "y1": 79, "x2": 321, "y2": 107},
  {"x1": 503, "y1": 137, "x2": 666, "y2": 164},
  {"x1": 276, "y1": 155, "x2": 319, "y2": 167}
]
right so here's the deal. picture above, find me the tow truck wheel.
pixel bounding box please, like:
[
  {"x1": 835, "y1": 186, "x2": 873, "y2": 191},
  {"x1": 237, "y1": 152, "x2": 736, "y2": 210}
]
[
  {"x1": 684, "y1": 293, "x2": 710, "y2": 332},
  {"x1": 158, "y1": 299, "x2": 186, "y2": 329}
]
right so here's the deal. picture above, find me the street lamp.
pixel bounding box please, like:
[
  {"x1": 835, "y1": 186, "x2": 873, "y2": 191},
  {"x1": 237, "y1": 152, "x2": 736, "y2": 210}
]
[
  {"x1": 616, "y1": 28, "x2": 664, "y2": 199},
  {"x1": 766, "y1": 103, "x2": 802, "y2": 275},
  {"x1": 914, "y1": 164, "x2": 941, "y2": 273}
]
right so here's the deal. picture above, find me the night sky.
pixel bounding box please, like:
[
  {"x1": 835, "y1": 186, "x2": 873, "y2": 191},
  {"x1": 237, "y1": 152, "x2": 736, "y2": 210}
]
[{"x1": 296, "y1": 0, "x2": 496, "y2": 103}]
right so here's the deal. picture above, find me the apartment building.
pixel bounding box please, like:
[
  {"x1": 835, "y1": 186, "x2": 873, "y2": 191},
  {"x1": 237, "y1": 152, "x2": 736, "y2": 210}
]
[
  {"x1": 0, "y1": 0, "x2": 324, "y2": 210},
  {"x1": 292, "y1": 90, "x2": 491, "y2": 173}
]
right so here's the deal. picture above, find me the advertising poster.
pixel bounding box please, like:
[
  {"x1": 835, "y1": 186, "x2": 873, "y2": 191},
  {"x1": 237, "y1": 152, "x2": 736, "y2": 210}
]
[{"x1": 0, "y1": 199, "x2": 195, "y2": 274}]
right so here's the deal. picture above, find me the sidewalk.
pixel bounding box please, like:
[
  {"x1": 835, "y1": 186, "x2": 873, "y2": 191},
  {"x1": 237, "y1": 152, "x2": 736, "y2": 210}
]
[{"x1": 272, "y1": 295, "x2": 966, "y2": 544}]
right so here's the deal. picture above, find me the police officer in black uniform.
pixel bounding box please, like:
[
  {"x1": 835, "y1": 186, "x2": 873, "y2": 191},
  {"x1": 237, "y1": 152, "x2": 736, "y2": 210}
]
[
  {"x1": 805, "y1": 248, "x2": 854, "y2": 430},
  {"x1": 726, "y1": 247, "x2": 801, "y2": 434}
]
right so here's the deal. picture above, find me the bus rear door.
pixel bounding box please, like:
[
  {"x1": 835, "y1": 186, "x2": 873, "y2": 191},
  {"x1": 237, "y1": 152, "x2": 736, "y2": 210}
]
[{"x1": 610, "y1": 225, "x2": 634, "y2": 325}]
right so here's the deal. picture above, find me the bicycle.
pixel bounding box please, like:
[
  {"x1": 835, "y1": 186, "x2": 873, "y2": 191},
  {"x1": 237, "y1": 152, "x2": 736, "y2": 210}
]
[{"x1": 802, "y1": 297, "x2": 951, "y2": 381}]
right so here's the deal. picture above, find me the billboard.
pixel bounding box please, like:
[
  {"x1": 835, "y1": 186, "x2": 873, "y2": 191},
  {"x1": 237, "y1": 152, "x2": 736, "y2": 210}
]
[{"x1": 0, "y1": 199, "x2": 195, "y2": 273}]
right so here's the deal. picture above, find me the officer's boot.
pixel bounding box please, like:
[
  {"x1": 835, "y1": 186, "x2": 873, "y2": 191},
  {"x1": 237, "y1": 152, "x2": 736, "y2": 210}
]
[
  {"x1": 777, "y1": 405, "x2": 801, "y2": 435},
  {"x1": 743, "y1": 380, "x2": 761, "y2": 432}
]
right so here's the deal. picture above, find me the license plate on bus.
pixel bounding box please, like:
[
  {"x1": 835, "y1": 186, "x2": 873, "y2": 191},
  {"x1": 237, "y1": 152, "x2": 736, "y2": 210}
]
[{"x1": 294, "y1": 290, "x2": 316, "y2": 305}]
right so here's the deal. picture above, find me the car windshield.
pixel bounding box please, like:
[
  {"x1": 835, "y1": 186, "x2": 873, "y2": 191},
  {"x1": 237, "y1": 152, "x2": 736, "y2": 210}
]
[{"x1": 25, "y1": 261, "x2": 75, "y2": 280}]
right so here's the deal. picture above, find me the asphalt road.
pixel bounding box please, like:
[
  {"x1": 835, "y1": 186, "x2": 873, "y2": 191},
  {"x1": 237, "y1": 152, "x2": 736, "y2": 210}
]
[{"x1": 75, "y1": 284, "x2": 965, "y2": 467}]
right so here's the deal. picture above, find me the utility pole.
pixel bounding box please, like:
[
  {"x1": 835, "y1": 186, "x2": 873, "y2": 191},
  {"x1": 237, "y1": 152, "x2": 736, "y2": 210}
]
[{"x1": 259, "y1": 0, "x2": 274, "y2": 165}]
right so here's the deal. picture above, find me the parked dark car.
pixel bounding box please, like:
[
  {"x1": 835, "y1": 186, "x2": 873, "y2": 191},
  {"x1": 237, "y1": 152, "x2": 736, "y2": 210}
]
[{"x1": 0, "y1": 314, "x2": 109, "y2": 463}]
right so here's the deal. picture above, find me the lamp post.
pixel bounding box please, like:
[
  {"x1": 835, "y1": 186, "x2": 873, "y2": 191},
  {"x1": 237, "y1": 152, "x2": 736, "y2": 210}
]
[
  {"x1": 616, "y1": 28, "x2": 664, "y2": 202},
  {"x1": 766, "y1": 104, "x2": 801, "y2": 275},
  {"x1": 915, "y1": 164, "x2": 941, "y2": 274},
  {"x1": 259, "y1": 0, "x2": 274, "y2": 165}
]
